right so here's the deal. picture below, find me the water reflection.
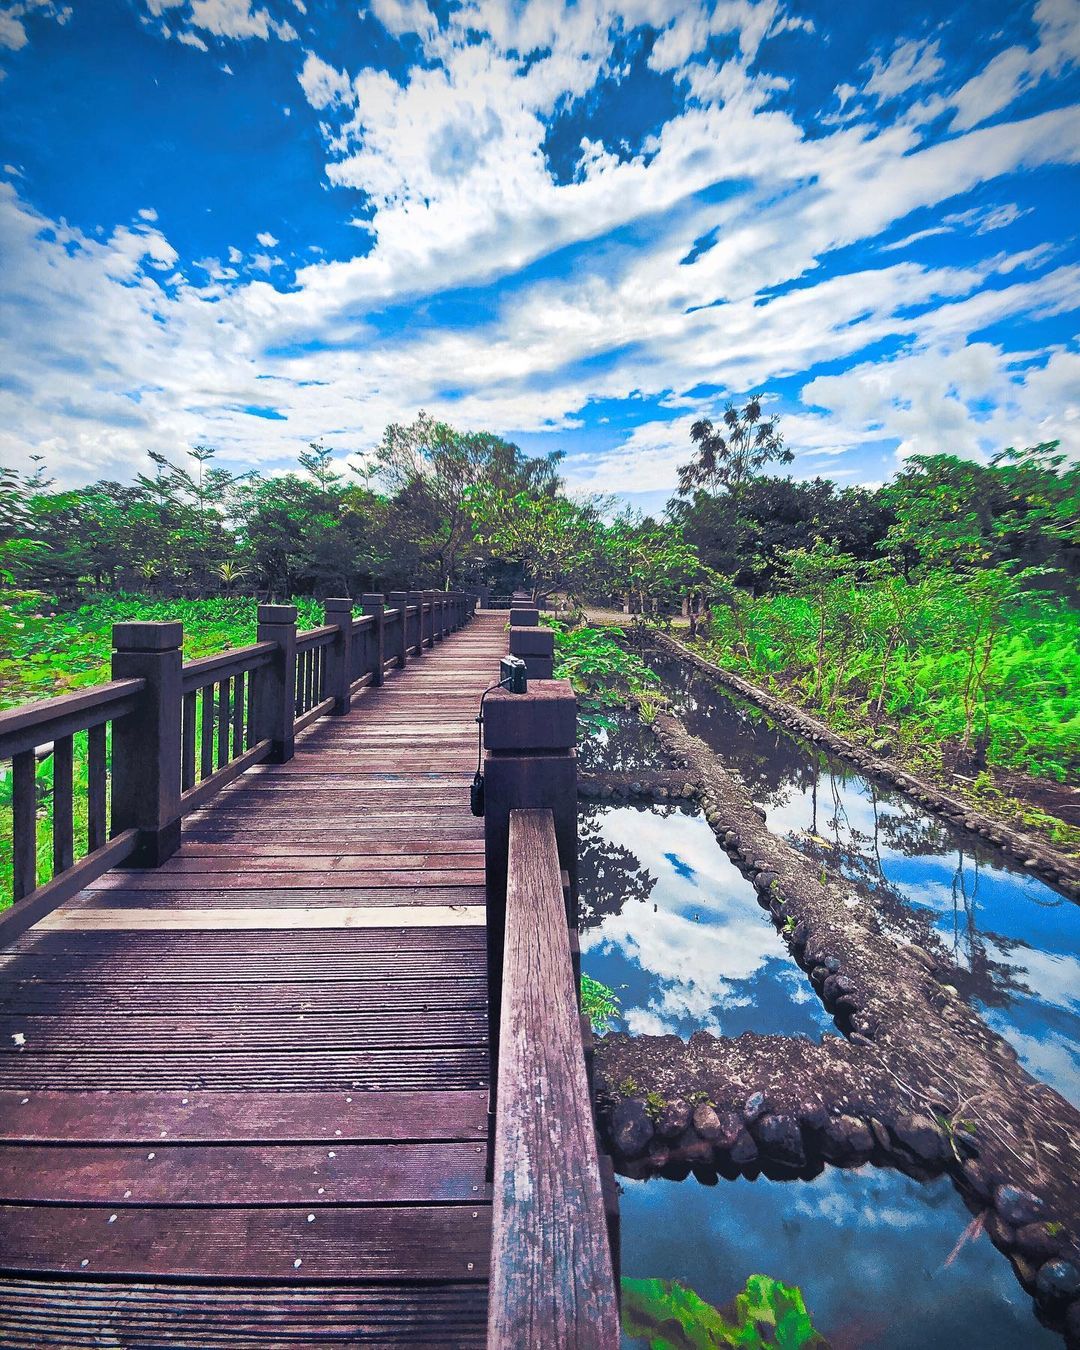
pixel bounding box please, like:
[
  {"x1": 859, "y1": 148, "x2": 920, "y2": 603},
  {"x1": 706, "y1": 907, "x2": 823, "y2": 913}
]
[
  {"x1": 650, "y1": 655, "x2": 1080, "y2": 1108},
  {"x1": 579, "y1": 802, "x2": 836, "y2": 1040},
  {"x1": 620, "y1": 1169, "x2": 1058, "y2": 1349}
]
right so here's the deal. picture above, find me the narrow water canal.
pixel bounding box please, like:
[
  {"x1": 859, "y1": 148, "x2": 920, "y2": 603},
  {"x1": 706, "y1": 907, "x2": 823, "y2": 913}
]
[{"x1": 576, "y1": 658, "x2": 1078, "y2": 1348}]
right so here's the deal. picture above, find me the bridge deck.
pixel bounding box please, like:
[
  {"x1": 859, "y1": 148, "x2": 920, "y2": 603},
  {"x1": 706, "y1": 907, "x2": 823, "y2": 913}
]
[{"x1": 0, "y1": 611, "x2": 509, "y2": 1347}]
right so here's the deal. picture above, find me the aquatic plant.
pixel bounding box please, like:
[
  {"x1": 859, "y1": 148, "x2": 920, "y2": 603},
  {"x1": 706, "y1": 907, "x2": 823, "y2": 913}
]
[
  {"x1": 621, "y1": 1273, "x2": 827, "y2": 1349},
  {"x1": 580, "y1": 973, "x2": 621, "y2": 1034}
]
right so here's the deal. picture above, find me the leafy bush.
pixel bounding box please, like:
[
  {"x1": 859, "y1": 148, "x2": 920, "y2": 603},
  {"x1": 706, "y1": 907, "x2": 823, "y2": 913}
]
[
  {"x1": 700, "y1": 570, "x2": 1079, "y2": 785},
  {"x1": 544, "y1": 618, "x2": 659, "y2": 732}
]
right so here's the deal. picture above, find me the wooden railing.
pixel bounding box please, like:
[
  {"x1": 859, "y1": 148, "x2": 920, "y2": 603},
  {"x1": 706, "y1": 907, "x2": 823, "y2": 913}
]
[
  {"x1": 0, "y1": 589, "x2": 470, "y2": 941},
  {"x1": 487, "y1": 809, "x2": 620, "y2": 1348}
]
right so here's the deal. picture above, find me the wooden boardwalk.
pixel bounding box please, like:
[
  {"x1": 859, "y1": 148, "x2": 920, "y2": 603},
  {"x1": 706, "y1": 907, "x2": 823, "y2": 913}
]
[{"x1": 0, "y1": 612, "x2": 510, "y2": 1346}]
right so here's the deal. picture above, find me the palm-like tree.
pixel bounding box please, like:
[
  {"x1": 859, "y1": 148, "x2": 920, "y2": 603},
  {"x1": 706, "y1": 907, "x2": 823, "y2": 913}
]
[{"x1": 678, "y1": 397, "x2": 791, "y2": 500}]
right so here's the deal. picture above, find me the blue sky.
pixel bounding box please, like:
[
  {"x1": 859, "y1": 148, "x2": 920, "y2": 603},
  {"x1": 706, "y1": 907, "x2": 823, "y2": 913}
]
[{"x1": 1, "y1": 0, "x2": 1078, "y2": 513}]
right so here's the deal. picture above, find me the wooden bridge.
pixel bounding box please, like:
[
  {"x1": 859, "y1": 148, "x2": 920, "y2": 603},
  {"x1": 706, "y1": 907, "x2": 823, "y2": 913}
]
[{"x1": 0, "y1": 595, "x2": 619, "y2": 1346}]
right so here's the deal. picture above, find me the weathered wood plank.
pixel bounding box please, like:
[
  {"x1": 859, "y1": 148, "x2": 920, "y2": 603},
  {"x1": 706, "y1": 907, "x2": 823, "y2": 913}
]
[
  {"x1": 488, "y1": 809, "x2": 618, "y2": 1348},
  {"x1": 0, "y1": 1204, "x2": 491, "y2": 1280},
  {"x1": 34, "y1": 903, "x2": 487, "y2": 930},
  {"x1": 0, "y1": 1089, "x2": 488, "y2": 1143},
  {"x1": 0, "y1": 1278, "x2": 488, "y2": 1348},
  {"x1": 0, "y1": 1142, "x2": 488, "y2": 1205}
]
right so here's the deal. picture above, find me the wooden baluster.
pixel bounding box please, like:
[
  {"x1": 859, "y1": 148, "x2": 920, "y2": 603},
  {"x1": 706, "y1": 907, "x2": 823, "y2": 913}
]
[
  {"x1": 181, "y1": 692, "x2": 197, "y2": 791},
  {"x1": 217, "y1": 678, "x2": 230, "y2": 768},
  {"x1": 12, "y1": 749, "x2": 37, "y2": 901},
  {"x1": 87, "y1": 722, "x2": 107, "y2": 852},
  {"x1": 200, "y1": 684, "x2": 214, "y2": 780},
  {"x1": 231, "y1": 670, "x2": 245, "y2": 757},
  {"x1": 51, "y1": 734, "x2": 74, "y2": 877}
]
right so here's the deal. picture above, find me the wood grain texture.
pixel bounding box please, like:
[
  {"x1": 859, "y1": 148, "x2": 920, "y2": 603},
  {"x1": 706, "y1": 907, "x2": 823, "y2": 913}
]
[
  {"x1": 488, "y1": 809, "x2": 619, "y2": 1349},
  {"x1": 0, "y1": 1204, "x2": 491, "y2": 1280}
]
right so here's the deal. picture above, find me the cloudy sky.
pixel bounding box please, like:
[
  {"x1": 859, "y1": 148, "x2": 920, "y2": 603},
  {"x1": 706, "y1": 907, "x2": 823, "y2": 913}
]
[{"x1": 1, "y1": 0, "x2": 1078, "y2": 511}]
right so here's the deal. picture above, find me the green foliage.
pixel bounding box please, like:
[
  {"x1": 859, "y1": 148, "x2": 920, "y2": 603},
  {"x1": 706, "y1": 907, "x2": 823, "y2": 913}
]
[
  {"x1": 621, "y1": 1274, "x2": 827, "y2": 1349},
  {"x1": 699, "y1": 568, "x2": 1080, "y2": 789},
  {"x1": 545, "y1": 619, "x2": 659, "y2": 733},
  {"x1": 580, "y1": 973, "x2": 620, "y2": 1034}
]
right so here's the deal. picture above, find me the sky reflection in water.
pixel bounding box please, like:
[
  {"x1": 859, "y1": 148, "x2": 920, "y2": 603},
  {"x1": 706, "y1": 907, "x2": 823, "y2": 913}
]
[
  {"x1": 652, "y1": 658, "x2": 1080, "y2": 1108},
  {"x1": 578, "y1": 801, "x2": 837, "y2": 1041},
  {"x1": 621, "y1": 1169, "x2": 1058, "y2": 1349}
]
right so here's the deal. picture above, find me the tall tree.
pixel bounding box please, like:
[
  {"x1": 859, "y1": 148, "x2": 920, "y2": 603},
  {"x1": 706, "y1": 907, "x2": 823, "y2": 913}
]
[{"x1": 678, "y1": 397, "x2": 791, "y2": 500}]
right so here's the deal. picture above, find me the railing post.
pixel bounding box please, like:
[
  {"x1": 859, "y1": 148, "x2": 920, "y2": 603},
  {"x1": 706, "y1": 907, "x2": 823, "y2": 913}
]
[
  {"x1": 323, "y1": 598, "x2": 353, "y2": 715},
  {"x1": 253, "y1": 604, "x2": 297, "y2": 763},
  {"x1": 388, "y1": 592, "x2": 409, "y2": 667},
  {"x1": 361, "y1": 593, "x2": 386, "y2": 686},
  {"x1": 111, "y1": 621, "x2": 183, "y2": 867},
  {"x1": 483, "y1": 678, "x2": 577, "y2": 1093},
  {"x1": 508, "y1": 605, "x2": 538, "y2": 627},
  {"x1": 407, "y1": 590, "x2": 424, "y2": 656},
  {"x1": 509, "y1": 625, "x2": 554, "y2": 680}
]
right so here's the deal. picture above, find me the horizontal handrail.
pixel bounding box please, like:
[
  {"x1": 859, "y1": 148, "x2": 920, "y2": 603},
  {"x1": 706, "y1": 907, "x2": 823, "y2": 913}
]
[
  {"x1": 488, "y1": 808, "x2": 619, "y2": 1348},
  {"x1": 350, "y1": 614, "x2": 375, "y2": 633},
  {"x1": 0, "y1": 829, "x2": 139, "y2": 946},
  {"x1": 181, "y1": 642, "x2": 275, "y2": 694},
  {"x1": 295, "y1": 624, "x2": 338, "y2": 650},
  {"x1": 0, "y1": 679, "x2": 144, "y2": 761}
]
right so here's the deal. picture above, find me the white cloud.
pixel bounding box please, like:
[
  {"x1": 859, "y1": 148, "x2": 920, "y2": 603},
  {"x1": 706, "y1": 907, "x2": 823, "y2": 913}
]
[
  {"x1": 184, "y1": 0, "x2": 297, "y2": 41},
  {"x1": 863, "y1": 37, "x2": 944, "y2": 103},
  {"x1": 255, "y1": 230, "x2": 279, "y2": 246},
  {"x1": 297, "y1": 50, "x2": 353, "y2": 109},
  {"x1": 371, "y1": 0, "x2": 436, "y2": 40},
  {"x1": 176, "y1": 27, "x2": 208, "y2": 48}
]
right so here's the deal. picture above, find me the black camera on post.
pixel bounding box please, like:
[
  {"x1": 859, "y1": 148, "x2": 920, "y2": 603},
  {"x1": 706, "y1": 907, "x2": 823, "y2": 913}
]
[{"x1": 499, "y1": 654, "x2": 528, "y2": 694}]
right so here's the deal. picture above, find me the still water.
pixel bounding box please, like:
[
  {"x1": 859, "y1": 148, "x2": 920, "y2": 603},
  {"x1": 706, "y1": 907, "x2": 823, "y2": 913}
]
[{"x1": 575, "y1": 672, "x2": 1075, "y2": 1348}]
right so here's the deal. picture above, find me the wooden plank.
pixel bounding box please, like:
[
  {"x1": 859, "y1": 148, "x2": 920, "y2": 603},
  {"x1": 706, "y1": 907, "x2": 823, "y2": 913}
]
[
  {"x1": 0, "y1": 975, "x2": 487, "y2": 1012},
  {"x1": 87, "y1": 868, "x2": 484, "y2": 891},
  {"x1": 34, "y1": 904, "x2": 487, "y2": 930},
  {"x1": 0, "y1": 1204, "x2": 491, "y2": 1280},
  {"x1": 0, "y1": 1089, "x2": 488, "y2": 1143},
  {"x1": 0, "y1": 1009, "x2": 488, "y2": 1052},
  {"x1": 68, "y1": 886, "x2": 485, "y2": 908},
  {"x1": 157, "y1": 853, "x2": 484, "y2": 872},
  {"x1": 0, "y1": 1143, "x2": 488, "y2": 1205},
  {"x1": 488, "y1": 809, "x2": 618, "y2": 1348},
  {"x1": 0, "y1": 1279, "x2": 488, "y2": 1350},
  {"x1": 176, "y1": 839, "x2": 484, "y2": 856},
  {"x1": 0, "y1": 1047, "x2": 488, "y2": 1091}
]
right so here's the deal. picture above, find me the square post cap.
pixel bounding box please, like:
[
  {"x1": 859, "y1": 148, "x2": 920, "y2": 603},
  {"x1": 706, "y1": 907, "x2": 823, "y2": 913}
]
[
  {"x1": 483, "y1": 679, "x2": 576, "y2": 752},
  {"x1": 112, "y1": 621, "x2": 183, "y2": 651},
  {"x1": 508, "y1": 607, "x2": 539, "y2": 626},
  {"x1": 361, "y1": 593, "x2": 385, "y2": 608},
  {"x1": 324, "y1": 597, "x2": 353, "y2": 614},
  {"x1": 509, "y1": 626, "x2": 554, "y2": 657},
  {"x1": 257, "y1": 604, "x2": 297, "y2": 625}
]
